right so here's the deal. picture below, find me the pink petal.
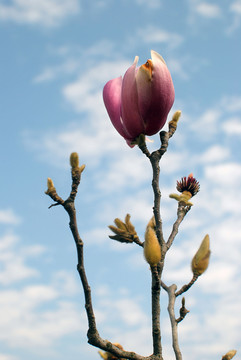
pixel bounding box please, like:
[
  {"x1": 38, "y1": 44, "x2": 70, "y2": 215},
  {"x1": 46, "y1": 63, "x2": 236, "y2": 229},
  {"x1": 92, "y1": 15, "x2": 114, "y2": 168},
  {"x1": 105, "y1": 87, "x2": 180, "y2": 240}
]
[
  {"x1": 135, "y1": 51, "x2": 175, "y2": 136},
  {"x1": 121, "y1": 57, "x2": 145, "y2": 139},
  {"x1": 103, "y1": 77, "x2": 129, "y2": 139},
  {"x1": 144, "y1": 50, "x2": 175, "y2": 135},
  {"x1": 135, "y1": 59, "x2": 153, "y2": 126}
]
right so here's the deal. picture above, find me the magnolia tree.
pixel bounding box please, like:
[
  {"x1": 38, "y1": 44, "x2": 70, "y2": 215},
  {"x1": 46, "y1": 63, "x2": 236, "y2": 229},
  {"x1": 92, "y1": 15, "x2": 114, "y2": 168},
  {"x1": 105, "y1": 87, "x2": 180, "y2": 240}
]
[{"x1": 46, "y1": 50, "x2": 236, "y2": 360}]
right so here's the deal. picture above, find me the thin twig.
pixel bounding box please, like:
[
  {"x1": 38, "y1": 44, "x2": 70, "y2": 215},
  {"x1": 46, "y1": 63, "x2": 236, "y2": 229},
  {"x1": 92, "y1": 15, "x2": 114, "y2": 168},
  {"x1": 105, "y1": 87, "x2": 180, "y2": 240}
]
[
  {"x1": 150, "y1": 151, "x2": 165, "y2": 248},
  {"x1": 167, "y1": 285, "x2": 182, "y2": 360},
  {"x1": 166, "y1": 202, "x2": 191, "y2": 252},
  {"x1": 160, "y1": 280, "x2": 169, "y2": 292},
  {"x1": 175, "y1": 274, "x2": 199, "y2": 297},
  {"x1": 133, "y1": 238, "x2": 144, "y2": 247}
]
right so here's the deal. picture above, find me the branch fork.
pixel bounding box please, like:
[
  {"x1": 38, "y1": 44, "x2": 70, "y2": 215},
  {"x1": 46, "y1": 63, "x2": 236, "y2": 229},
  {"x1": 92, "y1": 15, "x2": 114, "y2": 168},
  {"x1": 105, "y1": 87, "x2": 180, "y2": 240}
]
[{"x1": 45, "y1": 112, "x2": 235, "y2": 360}]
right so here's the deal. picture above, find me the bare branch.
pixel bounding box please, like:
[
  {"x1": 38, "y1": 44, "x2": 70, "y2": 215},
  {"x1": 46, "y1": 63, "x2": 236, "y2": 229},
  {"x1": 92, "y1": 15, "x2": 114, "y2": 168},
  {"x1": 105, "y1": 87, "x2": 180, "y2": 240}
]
[
  {"x1": 138, "y1": 129, "x2": 179, "y2": 358},
  {"x1": 150, "y1": 265, "x2": 162, "y2": 357},
  {"x1": 46, "y1": 156, "x2": 156, "y2": 360}
]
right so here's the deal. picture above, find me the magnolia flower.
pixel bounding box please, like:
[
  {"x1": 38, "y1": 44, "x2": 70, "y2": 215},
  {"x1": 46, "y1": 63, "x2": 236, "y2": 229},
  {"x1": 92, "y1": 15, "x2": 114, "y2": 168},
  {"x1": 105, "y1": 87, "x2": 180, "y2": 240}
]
[{"x1": 103, "y1": 50, "x2": 175, "y2": 146}]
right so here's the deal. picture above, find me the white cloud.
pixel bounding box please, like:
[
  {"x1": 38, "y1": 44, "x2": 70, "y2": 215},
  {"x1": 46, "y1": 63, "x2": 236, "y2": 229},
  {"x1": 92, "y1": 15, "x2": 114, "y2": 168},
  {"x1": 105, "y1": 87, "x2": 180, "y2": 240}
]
[
  {"x1": 33, "y1": 59, "x2": 79, "y2": 83},
  {"x1": 33, "y1": 40, "x2": 116, "y2": 84},
  {"x1": 135, "y1": 0, "x2": 162, "y2": 9},
  {"x1": 114, "y1": 298, "x2": 149, "y2": 326},
  {"x1": 195, "y1": 2, "x2": 222, "y2": 18},
  {"x1": 0, "y1": 288, "x2": 84, "y2": 348},
  {"x1": 222, "y1": 117, "x2": 241, "y2": 135},
  {"x1": 96, "y1": 150, "x2": 150, "y2": 191},
  {"x1": 0, "y1": 231, "x2": 86, "y2": 354},
  {"x1": 187, "y1": 0, "x2": 223, "y2": 27},
  {"x1": 220, "y1": 95, "x2": 241, "y2": 112},
  {"x1": 136, "y1": 26, "x2": 183, "y2": 49},
  {"x1": 167, "y1": 58, "x2": 189, "y2": 80},
  {"x1": 0, "y1": 233, "x2": 40, "y2": 285},
  {"x1": 190, "y1": 108, "x2": 222, "y2": 135},
  {"x1": 0, "y1": 0, "x2": 80, "y2": 27},
  {"x1": 199, "y1": 145, "x2": 230, "y2": 163},
  {"x1": 93, "y1": 287, "x2": 152, "y2": 355},
  {"x1": 62, "y1": 59, "x2": 130, "y2": 115},
  {"x1": 0, "y1": 208, "x2": 21, "y2": 225},
  {"x1": 187, "y1": 95, "x2": 241, "y2": 140},
  {"x1": 0, "y1": 355, "x2": 18, "y2": 360},
  {"x1": 25, "y1": 57, "x2": 140, "y2": 169},
  {"x1": 205, "y1": 162, "x2": 241, "y2": 186},
  {"x1": 231, "y1": 0, "x2": 241, "y2": 14},
  {"x1": 23, "y1": 118, "x2": 125, "y2": 169}
]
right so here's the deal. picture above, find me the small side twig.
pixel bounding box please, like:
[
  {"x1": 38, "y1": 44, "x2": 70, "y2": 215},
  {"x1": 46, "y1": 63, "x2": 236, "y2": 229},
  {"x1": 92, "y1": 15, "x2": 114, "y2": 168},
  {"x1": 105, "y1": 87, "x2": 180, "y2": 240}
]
[
  {"x1": 176, "y1": 297, "x2": 189, "y2": 323},
  {"x1": 166, "y1": 202, "x2": 191, "y2": 252},
  {"x1": 175, "y1": 274, "x2": 199, "y2": 297}
]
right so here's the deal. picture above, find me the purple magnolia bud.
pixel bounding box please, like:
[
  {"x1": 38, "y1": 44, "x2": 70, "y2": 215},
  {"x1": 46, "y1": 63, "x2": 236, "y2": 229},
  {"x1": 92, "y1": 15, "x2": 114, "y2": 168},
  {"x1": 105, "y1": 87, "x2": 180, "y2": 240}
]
[{"x1": 103, "y1": 50, "x2": 175, "y2": 147}]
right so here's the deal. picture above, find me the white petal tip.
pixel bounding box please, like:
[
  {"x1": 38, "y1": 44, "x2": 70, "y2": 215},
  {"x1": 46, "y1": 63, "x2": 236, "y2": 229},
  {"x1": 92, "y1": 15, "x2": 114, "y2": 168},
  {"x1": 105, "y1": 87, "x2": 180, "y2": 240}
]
[
  {"x1": 133, "y1": 56, "x2": 139, "y2": 65},
  {"x1": 151, "y1": 50, "x2": 166, "y2": 65}
]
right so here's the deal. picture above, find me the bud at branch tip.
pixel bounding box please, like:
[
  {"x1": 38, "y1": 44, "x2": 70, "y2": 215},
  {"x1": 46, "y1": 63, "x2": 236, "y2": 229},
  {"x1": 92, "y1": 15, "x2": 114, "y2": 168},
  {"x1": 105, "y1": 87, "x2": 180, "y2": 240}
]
[
  {"x1": 70, "y1": 152, "x2": 79, "y2": 168},
  {"x1": 191, "y1": 234, "x2": 211, "y2": 276},
  {"x1": 45, "y1": 177, "x2": 55, "y2": 194},
  {"x1": 222, "y1": 350, "x2": 237, "y2": 360}
]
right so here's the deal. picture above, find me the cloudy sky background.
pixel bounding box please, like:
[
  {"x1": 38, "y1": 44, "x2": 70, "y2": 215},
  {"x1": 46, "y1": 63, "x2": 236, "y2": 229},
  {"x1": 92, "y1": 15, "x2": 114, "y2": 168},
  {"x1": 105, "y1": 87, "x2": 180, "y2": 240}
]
[{"x1": 0, "y1": 0, "x2": 241, "y2": 359}]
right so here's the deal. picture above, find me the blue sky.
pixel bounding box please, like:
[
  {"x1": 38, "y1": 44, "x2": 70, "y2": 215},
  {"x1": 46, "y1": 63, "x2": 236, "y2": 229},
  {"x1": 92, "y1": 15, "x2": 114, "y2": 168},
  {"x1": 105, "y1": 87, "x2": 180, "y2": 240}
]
[{"x1": 0, "y1": 1, "x2": 241, "y2": 360}]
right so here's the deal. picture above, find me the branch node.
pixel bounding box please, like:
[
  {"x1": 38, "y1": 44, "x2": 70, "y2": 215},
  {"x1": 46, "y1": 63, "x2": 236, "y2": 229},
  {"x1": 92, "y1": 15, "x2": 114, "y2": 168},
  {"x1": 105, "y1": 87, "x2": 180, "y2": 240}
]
[{"x1": 176, "y1": 297, "x2": 190, "y2": 323}]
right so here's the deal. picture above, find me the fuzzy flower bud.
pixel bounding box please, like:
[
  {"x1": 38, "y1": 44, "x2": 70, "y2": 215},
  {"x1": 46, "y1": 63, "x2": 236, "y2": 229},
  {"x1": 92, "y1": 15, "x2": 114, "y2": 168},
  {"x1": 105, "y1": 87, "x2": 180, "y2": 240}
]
[
  {"x1": 222, "y1": 350, "x2": 237, "y2": 360},
  {"x1": 70, "y1": 152, "x2": 79, "y2": 168},
  {"x1": 144, "y1": 217, "x2": 161, "y2": 266},
  {"x1": 191, "y1": 234, "x2": 211, "y2": 276},
  {"x1": 168, "y1": 110, "x2": 181, "y2": 136},
  {"x1": 45, "y1": 177, "x2": 55, "y2": 195}
]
